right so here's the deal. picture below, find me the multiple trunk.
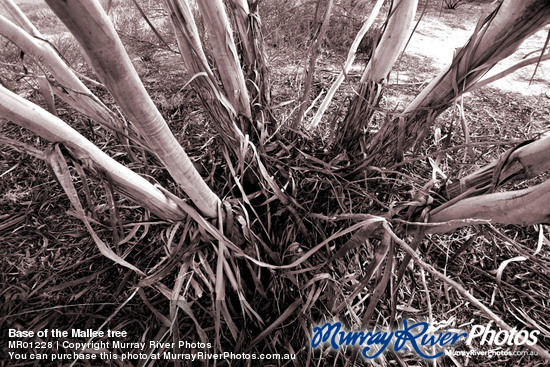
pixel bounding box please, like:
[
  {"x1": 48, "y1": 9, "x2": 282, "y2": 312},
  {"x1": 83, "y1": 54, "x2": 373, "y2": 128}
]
[
  {"x1": 337, "y1": 0, "x2": 418, "y2": 153},
  {"x1": 2, "y1": 4, "x2": 550, "y2": 361},
  {"x1": 162, "y1": 0, "x2": 244, "y2": 153},
  {"x1": 0, "y1": 85, "x2": 187, "y2": 221},
  {"x1": 43, "y1": 0, "x2": 221, "y2": 218},
  {"x1": 367, "y1": 0, "x2": 550, "y2": 166},
  {"x1": 1, "y1": 0, "x2": 550, "y2": 238},
  {"x1": 226, "y1": 0, "x2": 273, "y2": 126},
  {"x1": 162, "y1": 0, "x2": 271, "y2": 153}
]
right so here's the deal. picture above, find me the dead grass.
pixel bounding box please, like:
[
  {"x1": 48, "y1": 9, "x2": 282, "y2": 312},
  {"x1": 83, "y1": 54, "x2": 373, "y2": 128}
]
[{"x1": 1, "y1": 0, "x2": 550, "y2": 366}]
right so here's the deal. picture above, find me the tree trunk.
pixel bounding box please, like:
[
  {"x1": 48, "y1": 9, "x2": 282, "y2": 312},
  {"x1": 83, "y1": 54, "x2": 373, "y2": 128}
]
[
  {"x1": 337, "y1": 0, "x2": 418, "y2": 153},
  {"x1": 44, "y1": 0, "x2": 221, "y2": 218},
  {"x1": 195, "y1": 0, "x2": 252, "y2": 121},
  {"x1": 427, "y1": 179, "x2": 550, "y2": 234},
  {"x1": 367, "y1": 0, "x2": 550, "y2": 166},
  {"x1": 0, "y1": 85, "x2": 187, "y2": 221},
  {"x1": 226, "y1": 0, "x2": 273, "y2": 128}
]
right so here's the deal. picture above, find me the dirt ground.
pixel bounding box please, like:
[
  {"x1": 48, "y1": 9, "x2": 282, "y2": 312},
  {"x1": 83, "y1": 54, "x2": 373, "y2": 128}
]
[
  {"x1": 1, "y1": 1, "x2": 550, "y2": 366},
  {"x1": 403, "y1": 2, "x2": 550, "y2": 96}
]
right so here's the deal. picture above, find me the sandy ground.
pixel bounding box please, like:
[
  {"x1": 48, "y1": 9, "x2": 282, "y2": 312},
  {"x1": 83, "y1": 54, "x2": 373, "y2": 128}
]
[{"x1": 396, "y1": 2, "x2": 550, "y2": 96}]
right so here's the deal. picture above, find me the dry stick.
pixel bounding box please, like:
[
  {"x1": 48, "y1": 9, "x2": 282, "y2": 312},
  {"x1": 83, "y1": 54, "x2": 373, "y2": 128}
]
[
  {"x1": 128, "y1": 0, "x2": 176, "y2": 53},
  {"x1": 47, "y1": 144, "x2": 145, "y2": 276},
  {"x1": 0, "y1": 135, "x2": 45, "y2": 160},
  {"x1": 155, "y1": 282, "x2": 208, "y2": 344},
  {"x1": 69, "y1": 288, "x2": 139, "y2": 367},
  {"x1": 361, "y1": 233, "x2": 394, "y2": 328},
  {"x1": 420, "y1": 267, "x2": 436, "y2": 363},
  {"x1": 457, "y1": 92, "x2": 474, "y2": 161},
  {"x1": 528, "y1": 29, "x2": 550, "y2": 84},
  {"x1": 245, "y1": 298, "x2": 302, "y2": 351},
  {"x1": 332, "y1": 229, "x2": 389, "y2": 315},
  {"x1": 291, "y1": 0, "x2": 333, "y2": 129},
  {"x1": 465, "y1": 53, "x2": 550, "y2": 93},
  {"x1": 195, "y1": 0, "x2": 251, "y2": 119},
  {"x1": 389, "y1": 229, "x2": 424, "y2": 328},
  {"x1": 383, "y1": 222, "x2": 550, "y2": 362},
  {"x1": 388, "y1": 139, "x2": 525, "y2": 170},
  {"x1": 310, "y1": 0, "x2": 385, "y2": 129}
]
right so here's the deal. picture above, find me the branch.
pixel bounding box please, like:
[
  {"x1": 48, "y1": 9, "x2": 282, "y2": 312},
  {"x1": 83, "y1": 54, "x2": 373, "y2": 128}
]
[
  {"x1": 428, "y1": 179, "x2": 550, "y2": 234},
  {"x1": 0, "y1": 85, "x2": 186, "y2": 221},
  {"x1": 292, "y1": 0, "x2": 334, "y2": 129},
  {"x1": 446, "y1": 134, "x2": 550, "y2": 198},
  {"x1": 44, "y1": 0, "x2": 221, "y2": 217},
  {"x1": 384, "y1": 222, "x2": 550, "y2": 362}
]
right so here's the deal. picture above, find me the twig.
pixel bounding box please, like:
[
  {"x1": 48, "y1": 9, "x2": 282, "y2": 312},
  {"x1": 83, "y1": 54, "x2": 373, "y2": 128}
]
[{"x1": 383, "y1": 222, "x2": 550, "y2": 362}]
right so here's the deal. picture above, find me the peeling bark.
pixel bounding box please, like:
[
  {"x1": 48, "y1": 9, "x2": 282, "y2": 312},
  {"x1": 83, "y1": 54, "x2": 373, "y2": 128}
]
[
  {"x1": 367, "y1": 0, "x2": 550, "y2": 166},
  {"x1": 338, "y1": 0, "x2": 418, "y2": 153},
  {"x1": 428, "y1": 179, "x2": 550, "y2": 234},
  {"x1": 446, "y1": 134, "x2": 550, "y2": 199}
]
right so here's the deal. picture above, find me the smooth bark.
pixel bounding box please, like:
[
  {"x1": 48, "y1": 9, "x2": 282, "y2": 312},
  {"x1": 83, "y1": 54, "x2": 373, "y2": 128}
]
[
  {"x1": 0, "y1": 85, "x2": 186, "y2": 221},
  {"x1": 195, "y1": 0, "x2": 251, "y2": 119},
  {"x1": 44, "y1": 0, "x2": 220, "y2": 217},
  {"x1": 428, "y1": 179, "x2": 550, "y2": 234},
  {"x1": 361, "y1": 0, "x2": 418, "y2": 83},
  {"x1": 1, "y1": 0, "x2": 40, "y2": 34},
  {"x1": 367, "y1": 0, "x2": 550, "y2": 165},
  {"x1": 0, "y1": 14, "x2": 120, "y2": 131}
]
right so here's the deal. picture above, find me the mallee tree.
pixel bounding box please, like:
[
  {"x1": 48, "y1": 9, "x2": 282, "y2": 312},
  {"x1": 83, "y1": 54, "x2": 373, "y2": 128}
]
[{"x1": 1, "y1": 0, "x2": 550, "y2": 363}]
